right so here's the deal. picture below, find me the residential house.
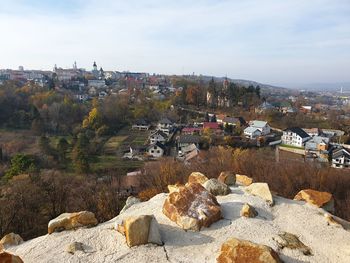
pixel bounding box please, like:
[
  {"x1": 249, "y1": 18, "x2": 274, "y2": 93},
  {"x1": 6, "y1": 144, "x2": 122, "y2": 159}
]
[
  {"x1": 248, "y1": 120, "x2": 271, "y2": 135},
  {"x1": 147, "y1": 142, "x2": 165, "y2": 158},
  {"x1": 149, "y1": 130, "x2": 168, "y2": 144},
  {"x1": 203, "y1": 122, "x2": 220, "y2": 130},
  {"x1": 255, "y1": 101, "x2": 275, "y2": 113},
  {"x1": 244, "y1": 127, "x2": 262, "y2": 139},
  {"x1": 177, "y1": 135, "x2": 201, "y2": 152},
  {"x1": 223, "y1": 117, "x2": 240, "y2": 127},
  {"x1": 216, "y1": 114, "x2": 227, "y2": 124},
  {"x1": 331, "y1": 147, "x2": 350, "y2": 169},
  {"x1": 157, "y1": 117, "x2": 174, "y2": 135},
  {"x1": 305, "y1": 136, "x2": 330, "y2": 160},
  {"x1": 123, "y1": 145, "x2": 147, "y2": 160},
  {"x1": 132, "y1": 119, "x2": 150, "y2": 131},
  {"x1": 182, "y1": 127, "x2": 202, "y2": 135},
  {"x1": 300, "y1": 106, "x2": 312, "y2": 114},
  {"x1": 203, "y1": 122, "x2": 222, "y2": 135},
  {"x1": 303, "y1": 128, "x2": 320, "y2": 137},
  {"x1": 282, "y1": 127, "x2": 311, "y2": 148},
  {"x1": 88, "y1": 79, "x2": 106, "y2": 89}
]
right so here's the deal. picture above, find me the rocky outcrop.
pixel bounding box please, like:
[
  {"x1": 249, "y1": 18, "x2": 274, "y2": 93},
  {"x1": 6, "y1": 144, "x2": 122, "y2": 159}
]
[
  {"x1": 66, "y1": 242, "x2": 85, "y2": 254},
  {"x1": 240, "y1": 203, "x2": 258, "y2": 218},
  {"x1": 236, "y1": 174, "x2": 253, "y2": 186},
  {"x1": 0, "y1": 251, "x2": 24, "y2": 263},
  {"x1": 48, "y1": 211, "x2": 98, "y2": 234},
  {"x1": 245, "y1": 183, "x2": 274, "y2": 205},
  {"x1": 163, "y1": 183, "x2": 221, "y2": 231},
  {"x1": 203, "y1": 179, "x2": 231, "y2": 196},
  {"x1": 187, "y1": 172, "x2": 209, "y2": 185},
  {"x1": 117, "y1": 215, "x2": 162, "y2": 247},
  {"x1": 120, "y1": 196, "x2": 141, "y2": 214},
  {"x1": 273, "y1": 232, "x2": 312, "y2": 256},
  {"x1": 217, "y1": 238, "x2": 282, "y2": 263},
  {"x1": 218, "y1": 171, "x2": 236, "y2": 186},
  {"x1": 0, "y1": 233, "x2": 23, "y2": 249},
  {"x1": 294, "y1": 189, "x2": 334, "y2": 212}
]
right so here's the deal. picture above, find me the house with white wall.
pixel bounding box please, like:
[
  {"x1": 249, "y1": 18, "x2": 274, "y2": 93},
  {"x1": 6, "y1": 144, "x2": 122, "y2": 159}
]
[
  {"x1": 331, "y1": 147, "x2": 350, "y2": 169},
  {"x1": 244, "y1": 127, "x2": 262, "y2": 139},
  {"x1": 282, "y1": 127, "x2": 311, "y2": 148},
  {"x1": 248, "y1": 120, "x2": 271, "y2": 135},
  {"x1": 149, "y1": 130, "x2": 168, "y2": 144},
  {"x1": 147, "y1": 142, "x2": 165, "y2": 158}
]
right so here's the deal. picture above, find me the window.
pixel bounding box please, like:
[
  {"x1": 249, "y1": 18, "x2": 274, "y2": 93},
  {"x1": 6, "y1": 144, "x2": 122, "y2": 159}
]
[
  {"x1": 157, "y1": 150, "x2": 160, "y2": 153},
  {"x1": 151, "y1": 150, "x2": 154, "y2": 153}
]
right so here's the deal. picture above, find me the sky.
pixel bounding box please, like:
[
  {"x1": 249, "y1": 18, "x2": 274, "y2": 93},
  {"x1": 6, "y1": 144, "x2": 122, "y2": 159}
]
[{"x1": 0, "y1": 0, "x2": 349, "y2": 87}]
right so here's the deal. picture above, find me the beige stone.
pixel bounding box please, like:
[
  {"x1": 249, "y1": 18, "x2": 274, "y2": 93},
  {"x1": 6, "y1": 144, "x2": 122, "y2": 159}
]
[
  {"x1": 218, "y1": 171, "x2": 236, "y2": 186},
  {"x1": 217, "y1": 238, "x2": 282, "y2": 263},
  {"x1": 236, "y1": 174, "x2": 253, "y2": 186},
  {"x1": 163, "y1": 183, "x2": 221, "y2": 231},
  {"x1": 0, "y1": 251, "x2": 24, "y2": 263},
  {"x1": 48, "y1": 211, "x2": 98, "y2": 234},
  {"x1": 240, "y1": 203, "x2": 258, "y2": 218},
  {"x1": 245, "y1": 183, "x2": 274, "y2": 205},
  {"x1": 294, "y1": 189, "x2": 334, "y2": 212},
  {"x1": 122, "y1": 215, "x2": 162, "y2": 247},
  {"x1": 188, "y1": 172, "x2": 209, "y2": 185},
  {"x1": 0, "y1": 233, "x2": 23, "y2": 249}
]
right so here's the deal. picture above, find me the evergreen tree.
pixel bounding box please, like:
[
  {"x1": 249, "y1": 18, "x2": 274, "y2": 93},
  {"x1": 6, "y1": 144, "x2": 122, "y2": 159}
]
[{"x1": 72, "y1": 133, "x2": 90, "y2": 174}]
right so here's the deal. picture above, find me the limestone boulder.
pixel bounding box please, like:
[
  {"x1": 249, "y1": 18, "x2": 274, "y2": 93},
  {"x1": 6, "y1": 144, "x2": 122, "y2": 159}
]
[
  {"x1": 273, "y1": 232, "x2": 312, "y2": 256},
  {"x1": 203, "y1": 179, "x2": 231, "y2": 196},
  {"x1": 0, "y1": 252, "x2": 24, "y2": 263},
  {"x1": 48, "y1": 211, "x2": 98, "y2": 234},
  {"x1": 218, "y1": 171, "x2": 236, "y2": 186},
  {"x1": 245, "y1": 183, "x2": 274, "y2": 205},
  {"x1": 162, "y1": 183, "x2": 221, "y2": 231},
  {"x1": 0, "y1": 233, "x2": 23, "y2": 249},
  {"x1": 236, "y1": 174, "x2": 253, "y2": 186},
  {"x1": 217, "y1": 238, "x2": 281, "y2": 263},
  {"x1": 294, "y1": 189, "x2": 334, "y2": 212},
  {"x1": 188, "y1": 172, "x2": 209, "y2": 185},
  {"x1": 240, "y1": 203, "x2": 258, "y2": 218},
  {"x1": 117, "y1": 215, "x2": 162, "y2": 247},
  {"x1": 120, "y1": 196, "x2": 141, "y2": 214}
]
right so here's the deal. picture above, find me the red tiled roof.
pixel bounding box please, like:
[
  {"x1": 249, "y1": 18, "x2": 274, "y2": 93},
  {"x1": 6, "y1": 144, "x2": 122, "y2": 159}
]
[{"x1": 203, "y1": 122, "x2": 220, "y2": 129}]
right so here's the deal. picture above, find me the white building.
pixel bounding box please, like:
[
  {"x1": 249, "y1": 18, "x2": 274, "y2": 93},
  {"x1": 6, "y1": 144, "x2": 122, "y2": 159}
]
[
  {"x1": 331, "y1": 148, "x2": 350, "y2": 169},
  {"x1": 248, "y1": 120, "x2": 271, "y2": 135},
  {"x1": 244, "y1": 127, "x2": 262, "y2": 139},
  {"x1": 157, "y1": 118, "x2": 174, "y2": 135},
  {"x1": 282, "y1": 127, "x2": 311, "y2": 148},
  {"x1": 149, "y1": 130, "x2": 168, "y2": 144},
  {"x1": 132, "y1": 119, "x2": 150, "y2": 131},
  {"x1": 147, "y1": 142, "x2": 165, "y2": 158}
]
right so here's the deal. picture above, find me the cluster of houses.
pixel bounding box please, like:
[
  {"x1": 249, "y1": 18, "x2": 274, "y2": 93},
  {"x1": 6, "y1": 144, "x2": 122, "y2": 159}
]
[{"x1": 281, "y1": 127, "x2": 349, "y2": 169}]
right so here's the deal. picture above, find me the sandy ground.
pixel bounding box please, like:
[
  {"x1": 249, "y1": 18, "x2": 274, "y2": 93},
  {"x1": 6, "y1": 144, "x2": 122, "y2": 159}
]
[{"x1": 7, "y1": 186, "x2": 350, "y2": 263}]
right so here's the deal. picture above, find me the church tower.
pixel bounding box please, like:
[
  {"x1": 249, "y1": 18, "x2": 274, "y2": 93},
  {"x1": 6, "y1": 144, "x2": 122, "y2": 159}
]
[{"x1": 93, "y1": 61, "x2": 98, "y2": 71}]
